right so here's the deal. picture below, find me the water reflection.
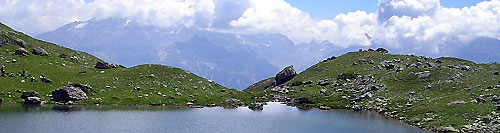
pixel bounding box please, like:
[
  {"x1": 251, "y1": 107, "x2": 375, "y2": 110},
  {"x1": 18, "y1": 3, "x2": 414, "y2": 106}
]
[{"x1": 0, "y1": 103, "x2": 429, "y2": 133}]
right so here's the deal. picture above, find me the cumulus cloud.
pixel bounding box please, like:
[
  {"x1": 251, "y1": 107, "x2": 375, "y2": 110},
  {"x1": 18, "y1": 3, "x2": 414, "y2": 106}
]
[
  {"x1": 0, "y1": 0, "x2": 217, "y2": 35},
  {"x1": 1, "y1": 0, "x2": 500, "y2": 56},
  {"x1": 230, "y1": 0, "x2": 500, "y2": 55}
]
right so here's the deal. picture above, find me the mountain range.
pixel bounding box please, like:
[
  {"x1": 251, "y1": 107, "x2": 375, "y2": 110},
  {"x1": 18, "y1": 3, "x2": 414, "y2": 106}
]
[{"x1": 37, "y1": 18, "x2": 500, "y2": 90}]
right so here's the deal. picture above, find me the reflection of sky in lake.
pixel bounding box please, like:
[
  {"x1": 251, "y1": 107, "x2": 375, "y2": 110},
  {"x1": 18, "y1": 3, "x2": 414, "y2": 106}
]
[{"x1": 0, "y1": 103, "x2": 428, "y2": 133}]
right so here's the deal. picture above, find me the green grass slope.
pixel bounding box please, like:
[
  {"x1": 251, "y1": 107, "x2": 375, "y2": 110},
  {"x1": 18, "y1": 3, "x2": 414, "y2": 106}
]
[
  {"x1": 245, "y1": 50, "x2": 500, "y2": 132},
  {"x1": 0, "y1": 22, "x2": 245, "y2": 107}
]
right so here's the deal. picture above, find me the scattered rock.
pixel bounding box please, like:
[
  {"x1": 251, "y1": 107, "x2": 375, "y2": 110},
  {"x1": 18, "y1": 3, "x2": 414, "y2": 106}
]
[
  {"x1": 352, "y1": 105, "x2": 362, "y2": 111},
  {"x1": 376, "y1": 48, "x2": 388, "y2": 53},
  {"x1": 224, "y1": 98, "x2": 240, "y2": 103},
  {"x1": 319, "y1": 106, "x2": 331, "y2": 110},
  {"x1": 337, "y1": 73, "x2": 355, "y2": 80},
  {"x1": 40, "y1": 75, "x2": 52, "y2": 83},
  {"x1": 415, "y1": 71, "x2": 431, "y2": 80},
  {"x1": 433, "y1": 126, "x2": 459, "y2": 132},
  {"x1": 51, "y1": 84, "x2": 89, "y2": 102},
  {"x1": 275, "y1": 65, "x2": 297, "y2": 85},
  {"x1": 447, "y1": 100, "x2": 467, "y2": 106},
  {"x1": 14, "y1": 48, "x2": 30, "y2": 56},
  {"x1": 317, "y1": 80, "x2": 330, "y2": 86},
  {"x1": 95, "y1": 61, "x2": 113, "y2": 69},
  {"x1": 14, "y1": 38, "x2": 29, "y2": 48},
  {"x1": 460, "y1": 65, "x2": 471, "y2": 71},
  {"x1": 32, "y1": 46, "x2": 50, "y2": 56}
]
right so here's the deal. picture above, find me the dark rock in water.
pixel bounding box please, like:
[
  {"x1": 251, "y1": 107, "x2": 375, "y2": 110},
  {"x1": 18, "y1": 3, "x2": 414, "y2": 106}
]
[
  {"x1": 32, "y1": 46, "x2": 50, "y2": 56},
  {"x1": 94, "y1": 61, "x2": 112, "y2": 69},
  {"x1": 14, "y1": 38, "x2": 29, "y2": 48},
  {"x1": 21, "y1": 92, "x2": 40, "y2": 100},
  {"x1": 24, "y1": 97, "x2": 42, "y2": 104},
  {"x1": 14, "y1": 48, "x2": 30, "y2": 56},
  {"x1": 433, "y1": 126, "x2": 459, "y2": 132},
  {"x1": 51, "y1": 85, "x2": 88, "y2": 102},
  {"x1": 248, "y1": 103, "x2": 264, "y2": 110},
  {"x1": 275, "y1": 65, "x2": 297, "y2": 85},
  {"x1": 376, "y1": 48, "x2": 388, "y2": 53},
  {"x1": 447, "y1": 100, "x2": 467, "y2": 106},
  {"x1": 352, "y1": 105, "x2": 362, "y2": 111},
  {"x1": 494, "y1": 72, "x2": 499, "y2": 75}
]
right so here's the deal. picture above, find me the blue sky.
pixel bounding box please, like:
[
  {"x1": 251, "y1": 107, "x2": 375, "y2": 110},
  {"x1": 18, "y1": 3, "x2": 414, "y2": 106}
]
[{"x1": 286, "y1": 0, "x2": 488, "y2": 19}]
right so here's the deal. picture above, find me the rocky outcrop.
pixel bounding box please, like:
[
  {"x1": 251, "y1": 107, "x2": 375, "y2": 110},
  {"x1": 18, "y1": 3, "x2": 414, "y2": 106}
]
[
  {"x1": 95, "y1": 61, "x2": 112, "y2": 69},
  {"x1": 14, "y1": 38, "x2": 29, "y2": 48},
  {"x1": 32, "y1": 46, "x2": 50, "y2": 56},
  {"x1": 14, "y1": 48, "x2": 30, "y2": 56},
  {"x1": 275, "y1": 65, "x2": 296, "y2": 85},
  {"x1": 51, "y1": 84, "x2": 89, "y2": 102},
  {"x1": 70, "y1": 84, "x2": 93, "y2": 93},
  {"x1": 376, "y1": 48, "x2": 388, "y2": 53}
]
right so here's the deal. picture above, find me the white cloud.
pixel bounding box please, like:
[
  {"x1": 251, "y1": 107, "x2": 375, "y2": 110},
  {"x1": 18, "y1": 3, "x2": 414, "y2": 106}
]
[
  {"x1": 0, "y1": 0, "x2": 216, "y2": 35},
  {"x1": 1, "y1": 0, "x2": 500, "y2": 56}
]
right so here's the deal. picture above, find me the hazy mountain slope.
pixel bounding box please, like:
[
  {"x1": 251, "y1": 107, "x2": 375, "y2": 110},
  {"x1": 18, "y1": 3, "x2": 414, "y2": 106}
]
[
  {"x1": 0, "y1": 21, "x2": 246, "y2": 106},
  {"x1": 38, "y1": 18, "x2": 284, "y2": 90}
]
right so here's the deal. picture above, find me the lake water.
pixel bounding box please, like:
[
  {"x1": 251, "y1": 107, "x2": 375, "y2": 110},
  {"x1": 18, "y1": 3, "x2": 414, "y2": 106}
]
[{"x1": 0, "y1": 102, "x2": 427, "y2": 133}]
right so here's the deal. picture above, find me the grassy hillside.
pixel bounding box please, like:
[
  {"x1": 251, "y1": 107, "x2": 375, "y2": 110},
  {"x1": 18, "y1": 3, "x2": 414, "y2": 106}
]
[
  {"x1": 246, "y1": 50, "x2": 500, "y2": 132},
  {"x1": 0, "y1": 22, "x2": 248, "y2": 107}
]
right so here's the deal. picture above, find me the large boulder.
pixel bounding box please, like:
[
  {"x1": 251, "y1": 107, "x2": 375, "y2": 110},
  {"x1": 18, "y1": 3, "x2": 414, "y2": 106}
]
[
  {"x1": 14, "y1": 48, "x2": 30, "y2": 56},
  {"x1": 32, "y1": 46, "x2": 50, "y2": 56},
  {"x1": 24, "y1": 97, "x2": 42, "y2": 104},
  {"x1": 51, "y1": 85, "x2": 88, "y2": 102},
  {"x1": 21, "y1": 92, "x2": 42, "y2": 104},
  {"x1": 94, "y1": 61, "x2": 112, "y2": 69},
  {"x1": 275, "y1": 65, "x2": 297, "y2": 85},
  {"x1": 21, "y1": 92, "x2": 40, "y2": 99},
  {"x1": 14, "y1": 38, "x2": 29, "y2": 48}
]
